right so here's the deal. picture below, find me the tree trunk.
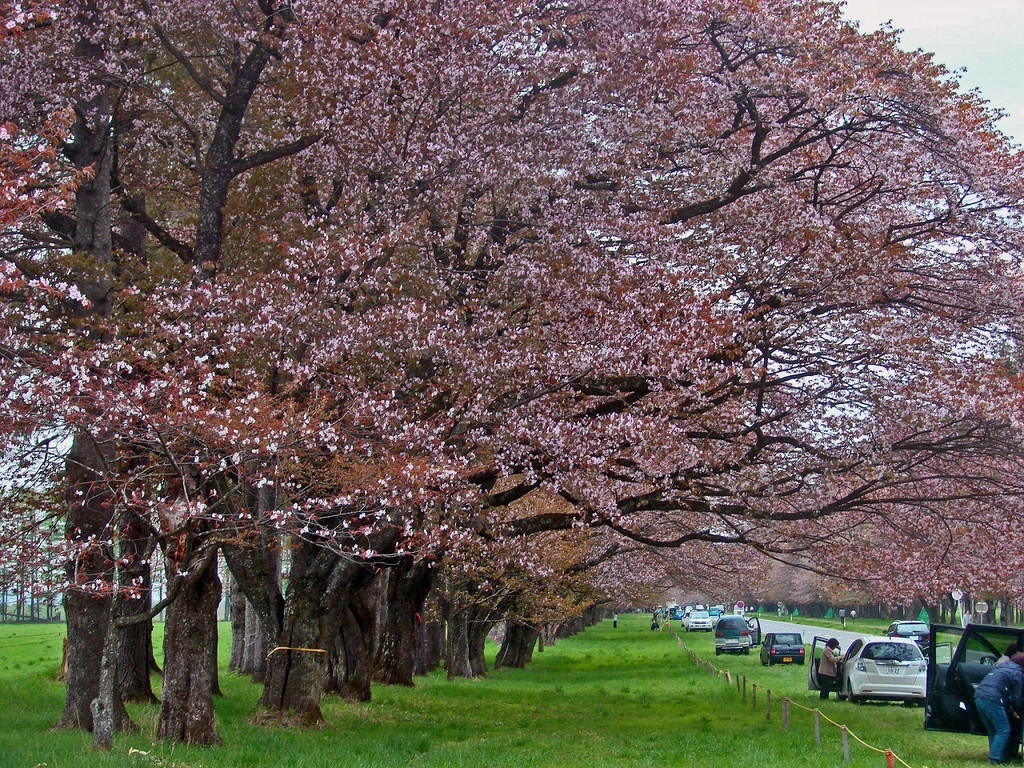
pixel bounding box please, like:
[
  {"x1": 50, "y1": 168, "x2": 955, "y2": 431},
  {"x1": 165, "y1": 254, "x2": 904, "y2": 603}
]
[
  {"x1": 157, "y1": 555, "x2": 222, "y2": 745},
  {"x1": 116, "y1": 515, "x2": 157, "y2": 704},
  {"x1": 328, "y1": 567, "x2": 380, "y2": 702},
  {"x1": 258, "y1": 544, "x2": 349, "y2": 722},
  {"x1": 222, "y1": 490, "x2": 284, "y2": 682},
  {"x1": 414, "y1": 620, "x2": 445, "y2": 676},
  {"x1": 468, "y1": 612, "x2": 491, "y2": 677},
  {"x1": 54, "y1": 433, "x2": 115, "y2": 731},
  {"x1": 374, "y1": 558, "x2": 434, "y2": 686},
  {"x1": 228, "y1": 582, "x2": 247, "y2": 673},
  {"x1": 258, "y1": 525, "x2": 397, "y2": 722},
  {"x1": 496, "y1": 621, "x2": 539, "y2": 669},
  {"x1": 915, "y1": 595, "x2": 940, "y2": 624},
  {"x1": 445, "y1": 609, "x2": 474, "y2": 680},
  {"x1": 242, "y1": 603, "x2": 270, "y2": 680},
  {"x1": 91, "y1": 593, "x2": 135, "y2": 750}
]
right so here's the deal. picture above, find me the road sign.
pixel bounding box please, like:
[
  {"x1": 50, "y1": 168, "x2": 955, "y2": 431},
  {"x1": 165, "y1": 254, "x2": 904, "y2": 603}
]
[
  {"x1": 976, "y1": 601, "x2": 989, "y2": 613},
  {"x1": 952, "y1": 589, "x2": 964, "y2": 601}
]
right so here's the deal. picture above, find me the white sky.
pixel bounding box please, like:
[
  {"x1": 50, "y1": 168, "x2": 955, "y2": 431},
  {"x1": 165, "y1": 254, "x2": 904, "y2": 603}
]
[{"x1": 841, "y1": 0, "x2": 1024, "y2": 143}]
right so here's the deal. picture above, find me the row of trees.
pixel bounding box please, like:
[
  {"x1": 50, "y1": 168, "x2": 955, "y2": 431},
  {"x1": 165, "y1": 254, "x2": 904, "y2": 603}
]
[{"x1": 2, "y1": 0, "x2": 1024, "y2": 753}]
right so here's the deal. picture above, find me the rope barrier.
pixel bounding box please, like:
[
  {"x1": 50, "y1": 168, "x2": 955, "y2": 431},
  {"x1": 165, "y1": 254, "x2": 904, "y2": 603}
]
[
  {"x1": 265, "y1": 645, "x2": 328, "y2": 659},
  {"x1": 673, "y1": 635, "x2": 922, "y2": 768}
]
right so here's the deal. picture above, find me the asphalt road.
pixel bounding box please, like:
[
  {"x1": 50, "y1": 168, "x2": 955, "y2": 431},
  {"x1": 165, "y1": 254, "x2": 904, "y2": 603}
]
[{"x1": 751, "y1": 616, "x2": 887, "y2": 650}]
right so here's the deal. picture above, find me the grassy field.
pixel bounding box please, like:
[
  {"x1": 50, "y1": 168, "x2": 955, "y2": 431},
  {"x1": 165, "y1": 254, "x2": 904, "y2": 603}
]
[{"x1": 0, "y1": 614, "x2": 989, "y2": 768}]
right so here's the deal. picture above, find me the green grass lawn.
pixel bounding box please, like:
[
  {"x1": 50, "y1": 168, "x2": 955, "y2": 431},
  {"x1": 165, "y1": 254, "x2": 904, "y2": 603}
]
[{"x1": 0, "y1": 614, "x2": 988, "y2": 767}]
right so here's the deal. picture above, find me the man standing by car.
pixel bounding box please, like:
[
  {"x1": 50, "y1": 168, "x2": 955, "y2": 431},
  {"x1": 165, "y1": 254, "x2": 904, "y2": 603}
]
[
  {"x1": 974, "y1": 650, "x2": 1024, "y2": 764},
  {"x1": 818, "y1": 638, "x2": 843, "y2": 700}
]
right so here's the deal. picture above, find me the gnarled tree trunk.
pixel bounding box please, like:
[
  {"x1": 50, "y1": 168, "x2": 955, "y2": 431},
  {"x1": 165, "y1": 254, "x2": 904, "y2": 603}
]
[
  {"x1": 259, "y1": 544, "x2": 351, "y2": 721},
  {"x1": 495, "y1": 621, "x2": 539, "y2": 669},
  {"x1": 326, "y1": 571, "x2": 380, "y2": 702},
  {"x1": 467, "y1": 609, "x2": 492, "y2": 677},
  {"x1": 55, "y1": 432, "x2": 115, "y2": 731},
  {"x1": 374, "y1": 558, "x2": 434, "y2": 686},
  {"x1": 242, "y1": 604, "x2": 270, "y2": 680},
  {"x1": 157, "y1": 554, "x2": 222, "y2": 744},
  {"x1": 414, "y1": 620, "x2": 445, "y2": 676},
  {"x1": 445, "y1": 608, "x2": 474, "y2": 680},
  {"x1": 227, "y1": 578, "x2": 247, "y2": 673},
  {"x1": 116, "y1": 514, "x2": 157, "y2": 704},
  {"x1": 91, "y1": 591, "x2": 136, "y2": 750}
]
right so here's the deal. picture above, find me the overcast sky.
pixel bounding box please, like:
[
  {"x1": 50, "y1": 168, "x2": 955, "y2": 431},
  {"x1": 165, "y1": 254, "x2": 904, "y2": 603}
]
[{"x1": 840, "y1": 0, "x2": 1023, "y2": 143}]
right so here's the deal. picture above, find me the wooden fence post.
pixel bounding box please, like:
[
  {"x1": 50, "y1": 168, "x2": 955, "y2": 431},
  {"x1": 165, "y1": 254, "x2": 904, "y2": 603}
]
[
  {"x1": 766, "y1": 689, "x2": 771, "y2": 721},
  {"x1": 842, "y1": 726, "x2": 850, "y2": 764},
  {"x1": 782, "y1": 697, "x2": 790, "y2": 731},
  {"x1": 814, "y1": 709, "x2": 821, "y2": 745}
]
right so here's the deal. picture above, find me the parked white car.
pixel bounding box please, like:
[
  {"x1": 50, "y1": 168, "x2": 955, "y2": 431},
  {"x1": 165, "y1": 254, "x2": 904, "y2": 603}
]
[
  {"x1": 809, "y1": 635, "x2": 926, "y2": 704},
  {"x1": 684, "y1": 610, "x2": 713, "y2": 632}
]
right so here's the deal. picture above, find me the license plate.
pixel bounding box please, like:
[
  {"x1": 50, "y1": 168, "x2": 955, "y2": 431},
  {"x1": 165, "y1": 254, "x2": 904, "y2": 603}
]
[
  {"x1": 880, "y1": 666, "x2": 904, "y2": 675},
  {"x1": 782, "y1": 657, "x2": 793, "y2": 662}
]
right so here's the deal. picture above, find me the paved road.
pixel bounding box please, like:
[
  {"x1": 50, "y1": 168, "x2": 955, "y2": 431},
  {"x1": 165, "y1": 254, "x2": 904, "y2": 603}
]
[{"x1": 752, "y1": 617, "x2": 888, "y2": 650}]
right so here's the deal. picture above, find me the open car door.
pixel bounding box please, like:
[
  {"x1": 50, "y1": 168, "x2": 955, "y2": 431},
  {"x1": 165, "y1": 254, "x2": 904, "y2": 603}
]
[
  {"x1": 925, "y1": 622, "x2": 1024, "y2": 740},
  {"x1": 808, "y1": 635, "x2": 831, "y2": 691},
  {"x1": 746, "y1": 616, "x2": 761, "y2": 646}
]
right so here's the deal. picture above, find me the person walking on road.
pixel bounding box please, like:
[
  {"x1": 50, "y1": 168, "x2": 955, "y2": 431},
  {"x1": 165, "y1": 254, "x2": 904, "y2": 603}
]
[
  {"x1": 818, "y1": 638, "x2": 843, "y2": 700},
  {"x1": 838, "y1": 608, "x2": 846, "y2": 627},
  {"x1": 974, "y1": 650, "x2": 1024, "y2": 764}
]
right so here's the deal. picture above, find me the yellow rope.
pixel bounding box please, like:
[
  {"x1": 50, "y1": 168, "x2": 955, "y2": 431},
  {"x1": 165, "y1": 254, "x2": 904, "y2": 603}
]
[
  {"x1": 676, "y1": 638, "x2": 922, "y2": 768},
  {"x1": 265, "y1": 645, "x2": 328, "y2": 659}
]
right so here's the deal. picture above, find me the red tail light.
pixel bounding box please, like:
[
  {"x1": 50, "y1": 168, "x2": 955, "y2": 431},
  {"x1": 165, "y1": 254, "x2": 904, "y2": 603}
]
[
  {"x1": 740, "y1": 631, "x2": 749, "y2": 636},
  {"x1": 770, "y1": 648, "x2": 777, "y2": 654},
  {"x1": 715, "y1": 632, "x2": 723, "y2": 637}
]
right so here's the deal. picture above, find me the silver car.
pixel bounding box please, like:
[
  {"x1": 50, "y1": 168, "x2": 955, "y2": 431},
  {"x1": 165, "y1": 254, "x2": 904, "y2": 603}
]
[
  {"x1": 685, "y1": 610, "x2": 713, "y2": 632},
  {"x1": 809, "y1": 635, "x2": 926, "y2": 704}
]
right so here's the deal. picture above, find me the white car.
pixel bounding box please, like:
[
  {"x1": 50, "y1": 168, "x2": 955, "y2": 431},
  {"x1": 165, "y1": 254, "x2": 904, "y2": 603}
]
[
  {"x1": 810, "y1": 635, "x2": 926, "y2": 704},
  {"x1": 684, "y1": 610, "x2": 713, "y2": 632}
]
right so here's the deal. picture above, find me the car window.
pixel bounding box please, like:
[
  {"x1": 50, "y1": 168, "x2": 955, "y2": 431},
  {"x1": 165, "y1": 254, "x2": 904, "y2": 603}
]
[
  {"x1": 861, "y1": 642, "x2": 923, "y2": 662},
  {"x1": 774, "y1": 633, "x2": 801, "y2": 644},
  {"x1": 934, "y1": 641, "x2": 954, "y2": 665},
  {"x1": 691, "y1": 611, "x2": 709, "y2": 618},
  {"x1": 895, "y1": 622, "x2": 928, "y2": 635},
  {"x1": 845, "y1": 639, "x2": 863, "y2": 658}
]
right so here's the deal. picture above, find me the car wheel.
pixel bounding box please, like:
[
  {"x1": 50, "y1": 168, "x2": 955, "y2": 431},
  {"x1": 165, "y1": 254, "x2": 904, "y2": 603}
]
[
  {"x1": 743, "y1": 648, "x2": 750, "y2": 655},
  {"x1": 849, "y1": 692, "x2": 863, "y2": 704},
  {"x1": 715, "y1": 649, "x2": 721, "y2": 656},
  {"x1": 761, "y1": 659, "x2": 768, "y2": 666}
]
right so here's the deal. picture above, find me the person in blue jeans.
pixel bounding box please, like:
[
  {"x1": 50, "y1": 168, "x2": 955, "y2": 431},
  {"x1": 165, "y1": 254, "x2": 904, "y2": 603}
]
[{"x1": 974, "y1": 651, "x2": 1024, "y2": 764}]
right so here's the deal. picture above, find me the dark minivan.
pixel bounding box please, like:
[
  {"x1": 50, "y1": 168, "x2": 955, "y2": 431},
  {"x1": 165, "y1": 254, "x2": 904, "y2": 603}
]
[{"x1": 715, "y1": 615, "x2": 753, "y2": 655}]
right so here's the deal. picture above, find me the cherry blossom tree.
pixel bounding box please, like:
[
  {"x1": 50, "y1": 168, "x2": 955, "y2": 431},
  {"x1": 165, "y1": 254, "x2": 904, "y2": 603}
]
[{"x1": 3, "y1": 0, "x2": 1024, "y2": 747}]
